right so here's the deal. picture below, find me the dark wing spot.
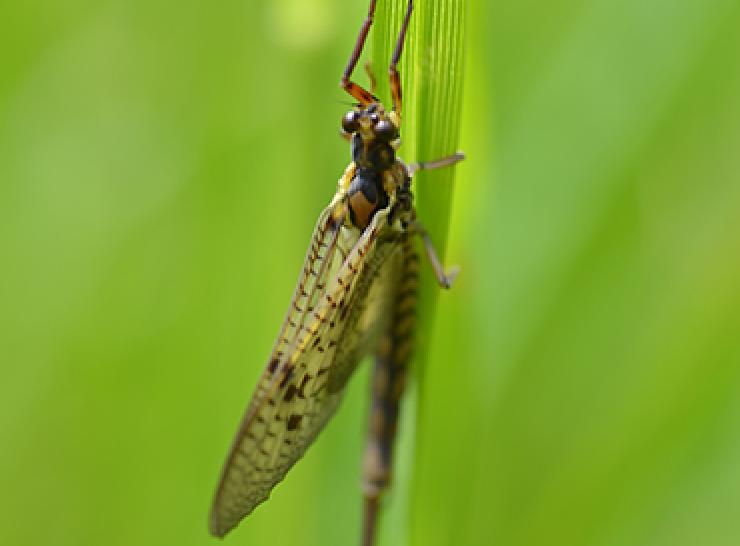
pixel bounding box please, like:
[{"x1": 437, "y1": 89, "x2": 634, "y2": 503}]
[
  {"x1": 283, "y1": 384, "x2": 297, "y2": 403},
  {"x1": 279, "y1": 365, "x2": 295, "y2": 389},
  {"x1": 287, "y1": 414, "x2": 304, "y2": 431},
  {"x1": 297, "y1": 374, "x2": 312, "y2": 399},
  {"x1": 268, "y1": 358, "x2": 280, "y2": 374}
]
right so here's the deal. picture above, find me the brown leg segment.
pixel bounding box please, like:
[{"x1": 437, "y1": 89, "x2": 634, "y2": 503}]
[
  {"x1": 362, "y1": 235, "x2": 419, "y2": 546},
  {"x1": 342, "y1": 0, "x2": 380, "y2": 105},
  {"x1": 389, "y1": 0, "x2": 414, "y2": 115}
]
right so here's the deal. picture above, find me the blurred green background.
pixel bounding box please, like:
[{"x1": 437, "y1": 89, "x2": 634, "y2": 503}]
[{"x1": 2, "y1": 1, "x2": 740, "y2": 546}]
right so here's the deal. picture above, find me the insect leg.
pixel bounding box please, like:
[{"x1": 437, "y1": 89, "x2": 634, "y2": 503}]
[
  {"x1": 361, "y1": 235, "x2": 418, "y2": 546},
  {"x1": 407, "y1": 151, "x2": 465, "y2": 177},
  {"x1": 403, "y1": 151, "x2": 464, "y2": 288},
  {"x1": 409, "y1": 221, "x2": 459, "y2": 289},
  {"x1": 342, "y1": 1, "x2": 380, "y2": 105},
  {"x1": 389, "y1": 0, "x2": 413, "y2": 115}
]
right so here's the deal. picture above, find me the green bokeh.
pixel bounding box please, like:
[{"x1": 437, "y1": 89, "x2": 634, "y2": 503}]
[{"x1": 1, "y1": 1, "x2": 739, "y2": 546}]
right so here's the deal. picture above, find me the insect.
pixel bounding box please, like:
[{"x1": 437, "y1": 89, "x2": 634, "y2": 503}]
[{"x1": 209, "y1": 1, "x2": 463, "y2": 545}]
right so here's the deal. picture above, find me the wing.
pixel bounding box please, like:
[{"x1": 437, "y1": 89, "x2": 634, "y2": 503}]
[
  {"x1": 324, "y1": 229, "x2": 406, "y2": 395},
  {"x1": 209, "y1": 204, "x2": 404, "y2": 538}
]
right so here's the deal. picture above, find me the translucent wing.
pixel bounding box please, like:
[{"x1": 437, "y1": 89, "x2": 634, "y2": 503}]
[{"x1": 209, "y1": 204, "x2": 404, "y2": 537}]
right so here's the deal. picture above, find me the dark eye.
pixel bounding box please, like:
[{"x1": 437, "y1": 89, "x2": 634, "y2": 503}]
[
  {"x1": 370, "y1": 113, "x2": 380, "y2": 125},
  {"x1": 374, "y1": 119, "x2": 397, "y2": 141},
  {"x1": 342, "y1": 111, "x2": 359, "y2": 133}
]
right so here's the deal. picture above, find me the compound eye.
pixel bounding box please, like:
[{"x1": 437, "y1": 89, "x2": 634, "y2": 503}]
[
  {"x1": 342, "y1": 111, "x2": 360, "y2": 133},
  {"x1": 374, "y1": 119, "x2": 397, "y2": 141}
]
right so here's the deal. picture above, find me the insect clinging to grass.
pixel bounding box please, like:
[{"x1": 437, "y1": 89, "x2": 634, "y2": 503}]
[{"x1": 209, "y1": 1, "x2": 464, "y2": 545}]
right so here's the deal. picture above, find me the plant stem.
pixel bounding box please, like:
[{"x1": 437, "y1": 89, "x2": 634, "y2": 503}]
[{"x1": 372, "y1": 1, "x2": 466, "y2": 544}]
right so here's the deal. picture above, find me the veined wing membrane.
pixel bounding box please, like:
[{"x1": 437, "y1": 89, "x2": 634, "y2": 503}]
[
  {"x1": 324, "y1": 231, "x2": 406, "y2": 395},
  {"x1": 239, "y1": 203, "x2": 342, "y2": 420},
  {"x1": 210, "y1": 205, "x2": 401, "y2": 537}
]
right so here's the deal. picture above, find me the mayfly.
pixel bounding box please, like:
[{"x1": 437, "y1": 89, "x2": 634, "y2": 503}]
[{"x1": 209, "y1": 1, "x2": 463, "y2": 545}]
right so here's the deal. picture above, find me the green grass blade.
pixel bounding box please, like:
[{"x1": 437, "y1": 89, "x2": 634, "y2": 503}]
[{"x1": 372, "y1": 1, "x2": 466, "y2": 544}]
